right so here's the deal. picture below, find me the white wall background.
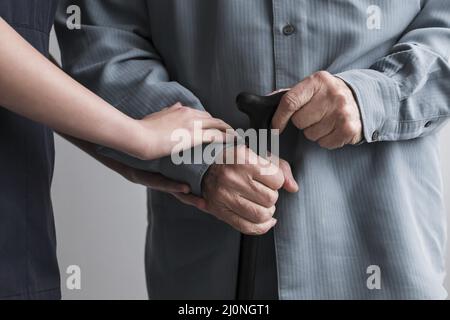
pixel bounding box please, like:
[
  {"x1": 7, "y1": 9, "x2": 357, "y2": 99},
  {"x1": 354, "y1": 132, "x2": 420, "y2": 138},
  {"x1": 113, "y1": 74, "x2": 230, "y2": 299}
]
[{"x1": 49, "y1": 30, "x2": 450, "y2": 300}]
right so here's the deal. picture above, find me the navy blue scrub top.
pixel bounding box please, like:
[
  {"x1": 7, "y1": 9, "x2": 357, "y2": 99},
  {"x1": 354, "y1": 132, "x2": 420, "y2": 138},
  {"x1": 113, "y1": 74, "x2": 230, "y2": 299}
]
[{"x1": 0, "y1": 0, "x2": 60, "y2": 299}]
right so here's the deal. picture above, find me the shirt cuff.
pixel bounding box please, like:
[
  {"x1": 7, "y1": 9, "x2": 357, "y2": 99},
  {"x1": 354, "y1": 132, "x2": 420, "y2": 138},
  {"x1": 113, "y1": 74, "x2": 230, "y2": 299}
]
[
  {"x1": 96, "y1": 139, "x2": 243, "y2": 196},
  {"x1": 96, "y1": 145, "x2": 210, "y2": 196},
  {"x1": 335, "y1": 69, "x2": 400, "y2": 143}
]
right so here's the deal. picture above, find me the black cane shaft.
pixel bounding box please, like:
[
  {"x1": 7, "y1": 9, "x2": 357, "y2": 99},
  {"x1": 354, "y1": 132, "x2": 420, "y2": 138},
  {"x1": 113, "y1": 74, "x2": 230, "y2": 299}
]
[{"x1": 235, "y1": 91, "x2": 285, "y2": 300}]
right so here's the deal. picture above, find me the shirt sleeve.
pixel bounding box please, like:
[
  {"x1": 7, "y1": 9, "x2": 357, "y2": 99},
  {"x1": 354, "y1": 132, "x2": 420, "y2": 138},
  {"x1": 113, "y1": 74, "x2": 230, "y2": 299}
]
[
  {"x1": 54, "y1": 0, "x2": 213, "y2": 195},
  {"x1": 336, "y1": 0, "x2": 450, "y2": 143}
]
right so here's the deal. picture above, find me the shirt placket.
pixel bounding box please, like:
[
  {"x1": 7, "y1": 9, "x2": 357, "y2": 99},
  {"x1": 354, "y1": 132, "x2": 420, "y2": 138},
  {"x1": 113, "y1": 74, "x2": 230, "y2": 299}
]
[{"x1": 272, "y1": 0, "x2": 309, "y2": 89}]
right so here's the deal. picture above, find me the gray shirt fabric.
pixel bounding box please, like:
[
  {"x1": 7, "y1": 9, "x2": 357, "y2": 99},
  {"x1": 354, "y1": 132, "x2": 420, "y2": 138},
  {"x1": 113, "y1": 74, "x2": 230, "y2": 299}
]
[{"x1": 55, "y1": 0, "x2": 450, "y2": 299}]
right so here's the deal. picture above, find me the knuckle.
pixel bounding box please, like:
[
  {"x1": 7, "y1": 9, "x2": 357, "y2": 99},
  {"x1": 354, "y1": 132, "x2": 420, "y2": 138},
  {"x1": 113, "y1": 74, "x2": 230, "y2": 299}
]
[
  {"x1": 292, "y1": 119, "x2": 301, "y2": 130},
  {"x1": 242, "y1": 227, "x2": 253, "y2": 235},
  {"x1": 291, "y1": 115, "x2": 303, "y2": 130},
  {"x1": 333, "y1": 93, "x2": 348, "y2": 106},
  {"x1": 237, "y1": 220, "x2": 252, "y2": 235},
  {"x1": 264, "y1": 167, "x2": 284, "y2": 189},
  {"x1": 182, "y1": 108, "x2": 196, "y2": 120},
  {"x1": 221, "y1": 165, "x2": 234, "y2": 179},
  {"x1": 233, "y1": 195, "x2": 250, "y2": 215},
  {"x1": 226, "y1": 170, "x2": 241, "y2": 186},
  {"x1": 279, "y1": 158, "x2": 289, "y2": 167},
  {"x1": 250, "y1": 224, "x2": 267, "y2": 236},
  {"x1": 252, "y1": 205, "x2": 270, "y2": 223},
  {"x1": 283, "y1": 92, "x2": 301, "y2": 112},
  {"x1": 256, "y1": 211, "x2": 272, "y2": 224},
  {"x1": 336, "y1": 106, "x2": 351, "y2": 122},
  {"x1": 270, "y1": 206, "x2": 277, "y2": 215},
  {"x1": 247, "y1": 205, "x2": 260, "y2": 222},
  {"x1": 305, "y1": 74, "x2": 316, "y2": 84},
  {"x1": 303, "y1": 128, "x2": 316, "y2": 141},
  {"x1": 314, "y1": 70, "x2": 331, "y2": 82},
  {"x1": 274, "y1": 170, "x2": 285, "y2": 189},
  {"x1": 351, "y1": 133, "x2": 362, "y2": 145},
  {"x1": 267, "y1": 190, "x2": 279, "y2": 206},
  {"x1": 294, "y1": 115, "x2": 308, "y2": 130},
  {"x1": 341, "y1": 121, "x2": 358, "y2": 137}
]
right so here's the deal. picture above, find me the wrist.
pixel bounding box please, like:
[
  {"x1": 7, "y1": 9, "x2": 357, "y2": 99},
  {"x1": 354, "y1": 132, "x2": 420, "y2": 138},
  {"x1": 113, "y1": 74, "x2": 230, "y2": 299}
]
[
  {"x1": 124, "y1": 118, "x2": 155, "y2": 160},
  {"x1": 201, "y1": 163, "x2": 220, "y2": 198}
]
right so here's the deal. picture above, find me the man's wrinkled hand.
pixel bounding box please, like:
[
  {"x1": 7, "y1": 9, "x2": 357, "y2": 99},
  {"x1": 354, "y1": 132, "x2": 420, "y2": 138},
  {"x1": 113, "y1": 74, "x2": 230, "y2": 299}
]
[
  {"x1": 200, "y1": 145, "x2": 298, "y2": 235},
  {"x1": 272, "y1": 71, "x2": 363, "y2": 149}
]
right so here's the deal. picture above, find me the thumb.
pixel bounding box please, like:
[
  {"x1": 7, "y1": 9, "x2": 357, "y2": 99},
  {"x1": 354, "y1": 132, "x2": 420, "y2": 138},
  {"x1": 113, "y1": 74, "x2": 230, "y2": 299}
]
[
  {"x1": 264, "y1": 153, "x2": 299, "y2": 193},
  {"x1": 278, "y1": 158, "x2": 299, "y2": 193}
]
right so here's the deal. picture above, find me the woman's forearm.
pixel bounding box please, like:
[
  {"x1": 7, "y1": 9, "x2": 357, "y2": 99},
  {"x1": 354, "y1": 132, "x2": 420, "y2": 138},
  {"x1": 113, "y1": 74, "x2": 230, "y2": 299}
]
[{"x1": 0, "y1": 18, "x2": 146, "y2": 158}]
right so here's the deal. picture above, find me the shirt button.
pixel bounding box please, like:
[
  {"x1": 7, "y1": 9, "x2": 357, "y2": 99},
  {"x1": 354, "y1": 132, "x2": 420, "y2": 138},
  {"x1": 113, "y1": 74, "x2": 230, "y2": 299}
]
[
  {"x1": 372, "y1": 130, "x2": 380, "y2": 141},
  {"x1": 282, "y1": 24, "x2": 296, "y2": 36},
  {"x1": 425, "y1": 121, "x2": 433, "y2": 128}
]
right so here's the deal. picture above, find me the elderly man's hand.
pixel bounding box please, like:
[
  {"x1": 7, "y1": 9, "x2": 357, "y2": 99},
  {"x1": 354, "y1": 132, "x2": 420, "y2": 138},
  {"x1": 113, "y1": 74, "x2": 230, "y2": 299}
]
[
  {"x1": 272, "y1": 71, "x2": 363, "y2": 149},
  {"x1": 201, "y1": 145, "x2": 298, "y2": 235}
]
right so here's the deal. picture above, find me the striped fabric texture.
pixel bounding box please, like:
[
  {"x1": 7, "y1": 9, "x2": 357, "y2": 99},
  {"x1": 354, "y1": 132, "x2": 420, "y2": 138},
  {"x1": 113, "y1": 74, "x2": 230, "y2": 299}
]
[{"x1": 55, "y1": 0, "x2": 450, "y2": 299}]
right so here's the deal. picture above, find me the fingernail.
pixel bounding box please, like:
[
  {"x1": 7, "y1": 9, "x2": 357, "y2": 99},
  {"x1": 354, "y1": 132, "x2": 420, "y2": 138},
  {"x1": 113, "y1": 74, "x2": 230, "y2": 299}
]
[{"x1": 287, "y1": 176, "x2": 297, "y2": 188}]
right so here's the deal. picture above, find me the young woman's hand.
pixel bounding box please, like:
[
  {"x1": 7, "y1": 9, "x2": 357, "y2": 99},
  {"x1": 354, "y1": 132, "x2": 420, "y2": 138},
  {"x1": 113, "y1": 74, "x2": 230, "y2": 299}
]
[
  {"x1": 0, "y1": 19, "x2": 235, "y2": 164},
  {"x1": 135, "y1": 103, "x2": 234, "y2": 160}
]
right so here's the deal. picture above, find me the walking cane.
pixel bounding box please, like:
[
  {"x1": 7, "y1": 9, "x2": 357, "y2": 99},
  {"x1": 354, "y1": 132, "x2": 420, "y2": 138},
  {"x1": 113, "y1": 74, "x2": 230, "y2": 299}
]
[{"x1": 235, "y1": 91, "x2": 286, "y2": 300}]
